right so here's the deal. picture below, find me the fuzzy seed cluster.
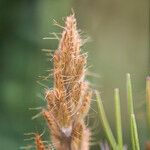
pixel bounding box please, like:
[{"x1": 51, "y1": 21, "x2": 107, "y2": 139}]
[{"x1": 36, "y1": 14, "x2": 92, "y2": 150}]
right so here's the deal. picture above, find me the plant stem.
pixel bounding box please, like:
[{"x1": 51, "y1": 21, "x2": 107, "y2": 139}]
[
  {"x1": 131, "y1": 114, "x2": 140, "y2": 150},
  {"x1": 114, "y1": 88, "x2": 123, "y2": 150},
  {"x1": 95, "y1": 91, "x2": 117, "y2": 150},
  {"x1": 126, "y1": 73, "x2": 140, "y2": 150}
]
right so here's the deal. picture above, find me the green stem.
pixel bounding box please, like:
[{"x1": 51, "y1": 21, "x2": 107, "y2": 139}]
[
  {"x1": 126, "y1": 73, "x2": 140, "y2": 150},
  {"x1": 114, "y1": 88, "x2": 123, "y2": 150},
  {"x1": 95, "y1": 91, "x2": 117, "y2": 150},
  {"x1": 131, "y1": 114, "x2": 140, "y2": 150},
  {"x1": 126, "y1": 73, "x2": 134, "y2": 115}
]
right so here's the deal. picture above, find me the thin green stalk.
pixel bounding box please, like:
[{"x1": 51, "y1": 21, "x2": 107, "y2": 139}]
[
  {"x1": 126, "y1": 73, "x2": 134, "y2": 115},
  {"x1": 131, "y1": 119, "x2": 136, "y2": 150},
  {"x1": 131, "y1": 114, "x2": 140, "y2": 150},
  {"x1": 126, "y1": 73, "x2": 135, "y2": 150},
  {"x1": 95, "y1": 91, "x2": 117, "y2": 150},
  {"x1": 126, "y1": 73, "x2": 140, "y2": 150},
  {"x1": 114, "y1": 88, "x2": 123, "y2": 150}
]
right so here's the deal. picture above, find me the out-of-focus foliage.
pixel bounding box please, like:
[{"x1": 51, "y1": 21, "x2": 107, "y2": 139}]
[
  {"x1": 0, "y1": 0, "x2": 72, "y2": 149},
  {"x1": 0, "y1": 0, "x2": 149, "y2": 150},
  {"x1": 74, "y1": 0, "x2": 149, "y2": 149}
]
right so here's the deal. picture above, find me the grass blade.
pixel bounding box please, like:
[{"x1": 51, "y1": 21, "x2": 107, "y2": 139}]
[
  {"x1": 126, "y1": 73, "x2": 134, "y2": 115},
  {"x1": 114, "y1": 88, "x2": 123, "y2": 150},
  {"x1": 95, "y1": 91, "x2": 117, "y2": 150},
  {"x1": 126, "y1": 73, "x2": 140, "y2": 150},
  {"x1": 131, "y1": 114, "x2": 140, "y2": 150},
  {"x1": 126, "y1": 73, "x2": 135, "y2": 150}
]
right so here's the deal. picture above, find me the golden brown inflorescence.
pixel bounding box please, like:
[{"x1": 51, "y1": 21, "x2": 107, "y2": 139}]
[{"x1": 36, "y1": 14, "x2": 92, "y2": 150}]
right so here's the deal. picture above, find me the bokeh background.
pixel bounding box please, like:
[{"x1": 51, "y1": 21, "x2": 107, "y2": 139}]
[{"x1": 0, "y1": 0, "x2": 149, "y2": 149}]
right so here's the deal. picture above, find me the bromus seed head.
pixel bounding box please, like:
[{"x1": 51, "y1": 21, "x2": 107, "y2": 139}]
[{"x1": 35, "y1": 14, "x2": 92, "y2": 150}]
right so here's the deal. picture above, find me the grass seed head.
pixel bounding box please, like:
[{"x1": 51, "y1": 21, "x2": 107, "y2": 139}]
[{"x1": 43, "y1": 14, "x2": 92, "y2": 150}]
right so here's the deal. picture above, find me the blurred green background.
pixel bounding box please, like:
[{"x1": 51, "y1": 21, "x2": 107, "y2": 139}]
[{"x1": 0, "y1": 0, "x2": 149, "y2": 149}]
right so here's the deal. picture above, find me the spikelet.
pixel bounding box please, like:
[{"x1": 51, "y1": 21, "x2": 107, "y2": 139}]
[
  {"x1": 76, "y1": 88, "x2": 92, "y2": 121},
  {"x1": 71, "y1": 122, "x2": 84, "y2": 150},
  {"x1": 43, "y1": 110, "x2": 60, "y2": 135},
  {"x1": 42, "y1": 14, "x2": 92, "y2": 150},
  {"x1": 35, "y1": 134, "x2": 46, "y2": 150},
  {"x1": 80, "y1": 128, "x2": 90, "y2": 150}
]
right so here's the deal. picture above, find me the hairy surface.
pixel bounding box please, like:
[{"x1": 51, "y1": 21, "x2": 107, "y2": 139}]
[{"x1": 36, "y1": 14, "x2": 92, "y2": 150}]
